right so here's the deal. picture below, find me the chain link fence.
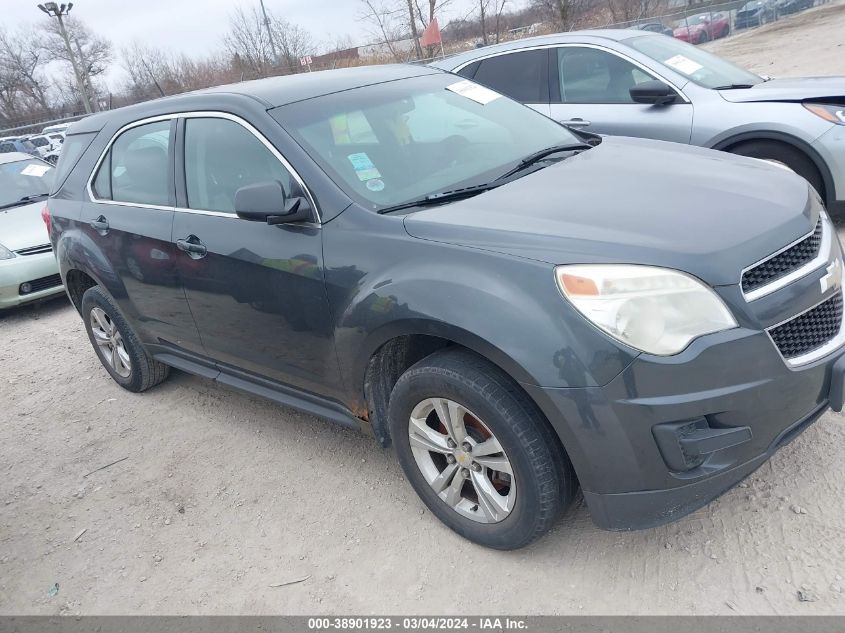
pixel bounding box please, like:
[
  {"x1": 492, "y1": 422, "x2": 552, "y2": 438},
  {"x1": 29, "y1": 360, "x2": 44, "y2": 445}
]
[
  {"x1": 601, "y1": 0, "x2": 828, "y2": 42},
  {"x1": 1, "y1": 0, "x2": 829, "y2": 136}
]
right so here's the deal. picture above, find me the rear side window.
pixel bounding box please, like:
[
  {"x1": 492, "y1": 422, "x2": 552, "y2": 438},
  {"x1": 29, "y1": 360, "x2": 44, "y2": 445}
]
[
  {"x1": 92, "y1": 120, "x2": 172, "y2": 206},
  {"x1": 51, "y1": 131, "x2": 96, "y2": 194},
  {"x1": 472, "y1": 49, "x2": 548, "y2": 103},
  {"x1": 0, "y1": 143, "x2": 14, "y2": 153},
  {"x1": 183, "y1": 117, "x2": 293, "y2": 214}
]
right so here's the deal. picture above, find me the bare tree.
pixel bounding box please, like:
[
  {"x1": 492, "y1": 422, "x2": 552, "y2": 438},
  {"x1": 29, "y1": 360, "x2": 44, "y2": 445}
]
[
  {"x1": 40, "y1": 15, "x2": 111, "y2": 108},
  {"x1": 225, "y1": 5, "x2": 275, "y2": 78},
  {"x1": 0, "y1": 29, "x2": 52, "y2": 112},
  {"x1": 478, "y1": 0, "x2": 508, "y2": 44},
  {"x1": 605, "y1": 0, "x2": 667, "y2": 24},
  {"x1": 529, "y1": 0, "x2": 592, "y2": 30},
  {"x1": 273, "y1": 18, "x2": 313, "y2": 73},
  {"x1": 358, "y1": 0, "x2": 406, "y2": 62},
  {"x1": 225, "y1": 5, "x2": 313, "y2": 78}
]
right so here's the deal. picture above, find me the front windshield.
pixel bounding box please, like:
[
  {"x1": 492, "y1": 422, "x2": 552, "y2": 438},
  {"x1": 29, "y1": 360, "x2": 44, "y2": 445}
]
[
  {"x1": 279, "y1": 74, "x2": 584, "y2": 211},
  {"x1": 0, "y1": 158, "x2": 54, "y2": 209},
  {"x1": 29, "y1": 137, "x2": 49, "y2": 148},
  {"x1": 627, "y1": 34, "x2": 763, "y2": 89}
]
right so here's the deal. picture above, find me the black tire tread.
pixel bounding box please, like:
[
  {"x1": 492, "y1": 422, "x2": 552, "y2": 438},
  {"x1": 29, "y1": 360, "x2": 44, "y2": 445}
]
[
  {"x1": 81, "y1": 286, "x2": 170, "y2": 393},
  {"x1": 390, "y1": 348, "x2": 578, "y2": 549}
]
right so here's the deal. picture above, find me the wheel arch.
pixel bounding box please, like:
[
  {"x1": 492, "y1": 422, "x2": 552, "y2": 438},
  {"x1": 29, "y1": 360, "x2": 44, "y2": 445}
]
[
  {"x1": 357, "y1": 320, "x2": 540, "y2": 447},
  {"x1": 710, "y1": 130, "x2": 834, "y2": 206}
]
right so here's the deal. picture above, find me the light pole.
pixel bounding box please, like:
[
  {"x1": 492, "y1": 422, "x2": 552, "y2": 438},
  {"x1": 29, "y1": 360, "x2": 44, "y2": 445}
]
[
  {"x1": 258, "y1": 0, "x2": 279, "y2": 67},
  {"x1": 37, "y1": 2, "x2": 94, "y2": 113}
]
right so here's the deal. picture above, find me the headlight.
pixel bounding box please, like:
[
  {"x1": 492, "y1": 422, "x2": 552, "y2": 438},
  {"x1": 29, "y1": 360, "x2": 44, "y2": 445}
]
[
  {"x1": 0, "y1": 243, "x2": 14, "y2": 260},
  {"x1": 555, "y1": 264, "x2": 737, "y2": 355},
  {"x1": 804, "y1": 103, "x2": 845, "y2": 125}
]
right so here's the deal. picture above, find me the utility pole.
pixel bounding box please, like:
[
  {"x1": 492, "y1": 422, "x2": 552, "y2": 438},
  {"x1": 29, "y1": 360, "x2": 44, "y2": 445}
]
[
  {"x1": 258, "y1": 0, "x2": 279, "y2": 66},
  {"x1": 37, "y1": 2, "x2": 93, "y2": 114},
  {"x1": 73, "y1": 37, "x2": 98, "y2": 111}
]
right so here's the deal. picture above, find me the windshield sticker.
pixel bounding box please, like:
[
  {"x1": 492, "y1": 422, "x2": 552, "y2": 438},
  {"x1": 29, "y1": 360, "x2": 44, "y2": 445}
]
[
  {"x1": 446, "y1": 80, "x2": 501, "y2": 105},
  {"x1": 347, "y1": 152, "x2": 382, "y2": 181},
  {"x1": 663, "y1": 54, "x2": 703, "y2": 75},
  {"x1": 21, "y1": 164, "x2": 50, "y2": 177},
  {"x1": 366, "y1": 178, "x2": 385, "y2": 192}
]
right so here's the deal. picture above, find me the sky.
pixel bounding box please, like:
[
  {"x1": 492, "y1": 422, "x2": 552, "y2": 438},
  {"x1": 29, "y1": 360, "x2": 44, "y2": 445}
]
[{"x1": 2, "y1": 0, "x2": 520, "y2": 90}]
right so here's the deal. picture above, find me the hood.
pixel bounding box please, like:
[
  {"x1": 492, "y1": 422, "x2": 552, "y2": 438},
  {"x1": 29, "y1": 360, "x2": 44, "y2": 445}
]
[
  {"x1": 719, "y1": 76, "x2": 845, "y2": 103},
  {"x1": 403, "y1": 136, "x2": 814, "y2": 287},
  {"x1": 0, "y1": 201, "x2": 50, "y2": 252}
]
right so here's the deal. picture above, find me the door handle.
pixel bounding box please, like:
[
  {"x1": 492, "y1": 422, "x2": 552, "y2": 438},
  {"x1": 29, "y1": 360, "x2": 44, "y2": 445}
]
[
  {"x1": 90, "y1": 215, "x2": 109, "y2": 234},
  {"x1": 559, "y1": 118, "x2": 591, "y2": 127},
  {"x1": 176, "y1": 235, "x2": 208, "y2": 259}
]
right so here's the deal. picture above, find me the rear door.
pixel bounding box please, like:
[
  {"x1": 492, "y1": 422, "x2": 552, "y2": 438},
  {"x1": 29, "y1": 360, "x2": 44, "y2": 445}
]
[
  {"x1": 86, "y1": 117, "x2": 204, "y2": 353},
  {"x1": 549, "y1": 45, "x2": 694, "y2": 143},
  {"x1": 170, "y1": 114, "x2": 341, "y2": 396},
  {"x1": 457, "y1": 49, "x2": 551, "y2": 116}
]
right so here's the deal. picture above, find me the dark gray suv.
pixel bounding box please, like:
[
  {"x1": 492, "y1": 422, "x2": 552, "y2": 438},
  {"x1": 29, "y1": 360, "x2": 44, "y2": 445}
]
[{"x1": 46, "y1": 65, "x2": 845, "y2": 549}]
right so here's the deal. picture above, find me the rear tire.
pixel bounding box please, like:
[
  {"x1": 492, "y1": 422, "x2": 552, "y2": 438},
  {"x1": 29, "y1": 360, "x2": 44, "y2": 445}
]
[
  {"x1": 81, "y1": 286, "x2": 170, "y2": 393},
  {"x1": 728, "y1": 140, "x2": 825, "y2": 199},
  {"x1": 388, "y1": 349, "x2": 577, "y2": 550}
]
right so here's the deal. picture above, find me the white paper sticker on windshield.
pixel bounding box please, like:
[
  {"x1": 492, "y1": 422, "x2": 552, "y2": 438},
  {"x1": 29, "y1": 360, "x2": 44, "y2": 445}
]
[
  {"x1": 446, "y1": 80, "x2": 501, "y2": 105},
  {"x1": 663, "y1": 54, "x2": 703, "y2": 75},
  {"x1": 21, "y1": 164, "x2": 50, "y2": 177}
]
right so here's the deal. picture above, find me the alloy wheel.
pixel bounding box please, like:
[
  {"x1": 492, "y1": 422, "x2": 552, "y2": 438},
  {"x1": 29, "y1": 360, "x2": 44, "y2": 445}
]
[
  {"x1": 408, "y1": 397, "x2": 516, "y2": 523},
  {"x1": 90, "y1": 307, "x2": 132, "y2": 378}
]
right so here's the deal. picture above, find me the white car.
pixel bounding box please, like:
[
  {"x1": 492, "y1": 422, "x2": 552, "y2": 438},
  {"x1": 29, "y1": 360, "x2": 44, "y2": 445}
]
[
  {"x1": 0, "y1": 152, "x2": 63, "y2": 309},
  {"x1": 26, "y1": 135, "x2": 58, "y2": 160}
]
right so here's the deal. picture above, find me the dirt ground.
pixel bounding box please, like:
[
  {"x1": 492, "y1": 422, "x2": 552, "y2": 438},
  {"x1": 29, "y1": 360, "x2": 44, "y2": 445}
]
[
  {"x1": 703, "y1": 0, "x2": 845, "y2": 76},
  {"x1": 3, "y1": 7, "x2": 845, "y2": 617}
]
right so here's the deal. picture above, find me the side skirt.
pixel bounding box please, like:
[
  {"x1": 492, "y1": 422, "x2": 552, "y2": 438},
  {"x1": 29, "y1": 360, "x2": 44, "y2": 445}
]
[{"x1": 149, "y1": 344, "x2": 363, "y2": 432}]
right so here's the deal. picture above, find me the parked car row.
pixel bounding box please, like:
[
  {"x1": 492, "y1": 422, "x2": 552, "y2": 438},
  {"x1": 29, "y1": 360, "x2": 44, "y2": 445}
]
[
  {"x1": 0, "y1": 122, "x2": 70, "y2": 166},
  {"x1": 33, "y1": 28, "x2": 845, "y2": 551},
  {"x1": 631, "y1": 0, "x2": 819, "y2": 45}
]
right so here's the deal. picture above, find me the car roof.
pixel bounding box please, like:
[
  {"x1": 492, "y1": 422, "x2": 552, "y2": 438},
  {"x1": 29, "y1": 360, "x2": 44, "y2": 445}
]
[
  {"x1": 70, "y1": 64, "x2": 443, "y2": 135},
  {"x1": 0, "y1": 152, "x2": 36, "y2": 164},
  {"x1": 430, "y1": 30, "x2": 651, "y2": 70}
]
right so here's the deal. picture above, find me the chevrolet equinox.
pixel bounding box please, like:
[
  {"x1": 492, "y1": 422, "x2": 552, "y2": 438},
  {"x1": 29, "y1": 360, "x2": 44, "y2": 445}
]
[{"x1": 46, "y1": 65, "x2": 845, "y2": 549}]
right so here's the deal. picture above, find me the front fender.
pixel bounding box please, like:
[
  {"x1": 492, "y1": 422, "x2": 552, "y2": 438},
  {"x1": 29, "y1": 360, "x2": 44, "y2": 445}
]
[{"x1": 323, "y1": 207, "x2": 637, "y2": 403}]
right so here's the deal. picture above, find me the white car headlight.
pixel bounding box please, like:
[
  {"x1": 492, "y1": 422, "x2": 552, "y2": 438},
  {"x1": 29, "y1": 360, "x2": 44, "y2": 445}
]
[
  {"x1": 555, "y1": 264, "x2": 737, "y2": 355},
  {"x1": 0, "y1": 243, "x2": 15, "y2": 260}
]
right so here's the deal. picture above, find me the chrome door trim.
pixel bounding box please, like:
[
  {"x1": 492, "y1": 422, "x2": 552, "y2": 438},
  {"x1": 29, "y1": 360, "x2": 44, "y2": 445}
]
[
  {"x1": 86, "y1": 110, "x2": 322, "y2": 224},
  {"x1": 453, "y1": 42, "x2": 691, "y2": 104}
]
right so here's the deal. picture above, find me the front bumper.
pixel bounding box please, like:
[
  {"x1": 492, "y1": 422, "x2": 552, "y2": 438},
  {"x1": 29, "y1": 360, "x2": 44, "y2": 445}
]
[
  {"x1": 524, "y1": 323, "x2": 844, "y2": 531},
  {"x1": 0, "y1": 251, "x2": 63, "y2": 309},
  {"x1": 812, "y1": 125, "x2": 845, "y2": 209}
]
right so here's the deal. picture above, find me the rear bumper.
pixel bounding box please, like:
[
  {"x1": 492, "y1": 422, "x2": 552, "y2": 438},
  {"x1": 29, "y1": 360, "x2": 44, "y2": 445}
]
[
  {"x1": 0, "y1": 251, "x2": 63, "y2": 309},
  {"x1": 523, "y1": 326, "x2": 844, "y2": 531}
]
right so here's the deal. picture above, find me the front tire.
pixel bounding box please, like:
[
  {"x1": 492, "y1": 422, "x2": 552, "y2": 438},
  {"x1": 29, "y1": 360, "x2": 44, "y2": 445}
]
[
  {"x1": 81, "y1": 286, "x2": 169, "y2": 393},
  {"x1": 388, "y1": 349, "x2": 577, "y2": 549}
]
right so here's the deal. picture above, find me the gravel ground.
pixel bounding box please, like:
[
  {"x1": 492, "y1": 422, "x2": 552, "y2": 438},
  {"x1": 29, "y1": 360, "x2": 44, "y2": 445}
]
[{"x1": 3, "y1": 7, "x2": 845, "y2": 616}]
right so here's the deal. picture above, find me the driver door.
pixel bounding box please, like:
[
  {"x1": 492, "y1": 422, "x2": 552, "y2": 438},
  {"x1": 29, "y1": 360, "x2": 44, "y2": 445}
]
[
  {"x1": 549, "y1": 46, "x2": 694, "y2": 144},
  {"x1": 171, "y1": 115, "x2": 342, "y2": 397}
]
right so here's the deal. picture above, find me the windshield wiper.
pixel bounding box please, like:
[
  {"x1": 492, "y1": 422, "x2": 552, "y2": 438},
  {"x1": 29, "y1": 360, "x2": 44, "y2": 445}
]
[
  {"x1": 495, "y1": 142, "x2": 592, "y2": 181},
  {"x1": 377, "y1": 181, "x2": 503, "y2": 214},
  {"x1": 0, "y1": 193, "x2": 48, "y2": 210},
  {"x1": 713, "y1": 84, "x2": 756, "y2": 90}
]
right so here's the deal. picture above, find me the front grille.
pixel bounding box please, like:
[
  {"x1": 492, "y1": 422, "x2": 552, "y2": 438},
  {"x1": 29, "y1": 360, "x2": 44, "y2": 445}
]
[
  {"x1": 742, "y1": 218, "x2": 823, "y2": 293},
  {"x1": 19, "y1": 273, "x2": 62, "y2": 295},
  {"x1": 769, "y1": 292, "x2": 843, "y2": 359},
  {"x1": 15, "y1": 244, "x2": 52, "y2": 256}
]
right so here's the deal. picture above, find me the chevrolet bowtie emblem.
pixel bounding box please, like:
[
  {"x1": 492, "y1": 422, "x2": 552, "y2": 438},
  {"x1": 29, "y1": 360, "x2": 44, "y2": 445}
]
[{"x1": 820, "y1": 259, "x2": 843, "y2": 294}]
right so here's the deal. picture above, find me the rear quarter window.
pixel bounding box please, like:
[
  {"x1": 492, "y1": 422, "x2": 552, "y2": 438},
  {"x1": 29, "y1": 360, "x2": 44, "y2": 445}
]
[{"x1": 50, "y1": 132, "x2": 97, "y2": 195}]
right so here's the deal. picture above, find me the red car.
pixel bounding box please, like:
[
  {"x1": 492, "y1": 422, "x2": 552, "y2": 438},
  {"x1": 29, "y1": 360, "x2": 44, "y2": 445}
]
[{"x1": 673, "y1": 12, "x2": 731, "y2": 44}]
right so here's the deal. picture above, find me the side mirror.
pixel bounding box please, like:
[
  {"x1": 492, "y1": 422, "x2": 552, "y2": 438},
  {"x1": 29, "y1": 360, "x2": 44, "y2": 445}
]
[
  {"x1": 234, "y1": 180, "x2": 312, "y2": 224},
  {"x1": 630, "y1": 80, "x2": 678, "y2": 106}
]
